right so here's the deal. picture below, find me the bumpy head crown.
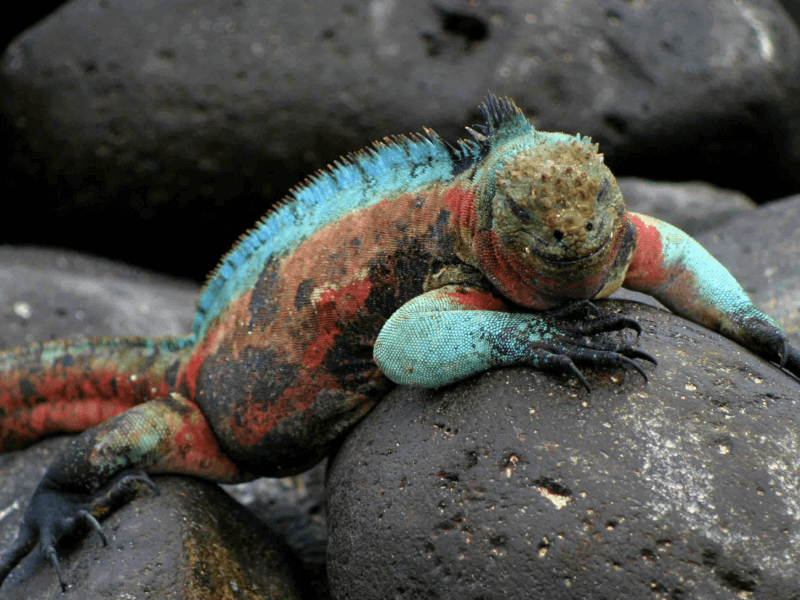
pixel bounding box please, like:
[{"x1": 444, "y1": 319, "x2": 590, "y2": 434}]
[{"x1": 491, "y1": 139, "x2": 623, "y2": 267}]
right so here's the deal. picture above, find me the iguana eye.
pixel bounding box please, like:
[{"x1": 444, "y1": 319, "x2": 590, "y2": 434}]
[
  {"x1": 502, "y1": 195, "x2": 535, "y2": 224},
  {"x1": 596, "y1": 179, "x2": 610, "y2": 203},
  {"x1": 586, "y1": 222, "x2": 593, "y2": 232}
]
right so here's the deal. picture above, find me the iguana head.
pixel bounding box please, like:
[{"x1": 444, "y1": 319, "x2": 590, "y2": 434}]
[
  {"x1": 491, "y1": 140, "x2": 624, "y2": 269},
  {"x1": 481, "y1": 140, "x2": 627, "y2": 307},
  {"x1": 464, "y1": 95, "x2": 629, "y2": 308}
]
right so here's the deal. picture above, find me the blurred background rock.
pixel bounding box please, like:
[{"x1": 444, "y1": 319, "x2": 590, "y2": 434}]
[{"x1": 1, "y1": 0, "x2": 799, "y2": 279}]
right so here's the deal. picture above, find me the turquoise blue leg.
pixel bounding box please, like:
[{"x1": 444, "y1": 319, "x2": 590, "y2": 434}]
[{"x1": 625, "y1": 213, "x2": 799, "y2": 376}]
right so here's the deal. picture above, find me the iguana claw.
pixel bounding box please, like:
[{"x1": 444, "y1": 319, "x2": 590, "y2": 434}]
[{"x1": 0, "y1": 470, "x2": 158, "y2": 593}]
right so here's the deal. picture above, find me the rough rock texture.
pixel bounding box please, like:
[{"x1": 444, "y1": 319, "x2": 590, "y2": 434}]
[
  {"x1": 0, "y1": 246, "x2": 198, "y2": 348},
  {"x1": 0, "y1": 437, "x2": 306, "y2": 599},
  {"x1": 2, "y1": 0, "x2": 799, "y2": 278},
  {"x1": 327, "y1": 301, "x2": 800, "y2": 600},
  {"x1": 222, "y1": 462, "x2": 329, "y2": 599}
]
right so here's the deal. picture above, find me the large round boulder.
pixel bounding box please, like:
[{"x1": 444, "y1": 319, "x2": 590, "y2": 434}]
[{"x1": 327, "y1": 301, "x2": 800, "y2": 599}]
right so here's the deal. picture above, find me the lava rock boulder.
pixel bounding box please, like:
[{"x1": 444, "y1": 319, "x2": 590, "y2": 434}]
[{"x1": 327, "y1": 301, "x2": 800, "y2": 599}]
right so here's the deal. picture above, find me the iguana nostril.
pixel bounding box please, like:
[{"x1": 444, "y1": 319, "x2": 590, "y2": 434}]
[
  {"x1": 553, "y1": 230, "x2": 564, "y2": 242},
  {"x1": 586, "y1": 222, "x2": 593, "y2": 232}
]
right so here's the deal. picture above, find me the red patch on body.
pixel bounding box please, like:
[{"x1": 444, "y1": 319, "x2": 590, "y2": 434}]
[
  {"x1": 444, "y1": 186, "x2": 480, "y2": 262},
  {"x1": 476, "y1": 222, "x2": 624, "y2": 309},
  {"x1": 163, "y1": 399, "x2": 242, "y2": 480},
  {"x1": 304, "y1": 278, "x2": 374, "y2": 370},
  {"x1": 445, "y1": 288, "x2": 507, "y2": 312},
  {"x1": 624, "y1": 214, "x2": 668, "y2": 289}
]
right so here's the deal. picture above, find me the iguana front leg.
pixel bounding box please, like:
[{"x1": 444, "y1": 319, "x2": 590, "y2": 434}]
[
  {"x1": 0, "y1": 394, "x2": 251, "y2": 591},
  {"x1": 374, "y1": 285, "x2": 655, "y2": 390},
  {"x1": 625, "y1": 212, "x2": 800, "y2": 376}
]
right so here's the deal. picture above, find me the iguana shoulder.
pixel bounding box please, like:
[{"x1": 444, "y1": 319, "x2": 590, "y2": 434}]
[{"x1": 192, "y1": 130, "x2": 480, "y2": 339}]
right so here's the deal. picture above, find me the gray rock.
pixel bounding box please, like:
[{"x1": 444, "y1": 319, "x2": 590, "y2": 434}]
[
  {"x1": 327, "y1": 301, "x2": 800, "y2": 599},
  {"x1": 0, "y1": 245, "x2": 198, "y2": 348},
  {"x1": 618, "y1": 178, "x2": 756, "y2": 237},
  {"x1": 778, "y1": 0, "x2": 800, "y2": 29},
  {"x1": 222, "y1": 463, "x2": 329, "y2": 598},
  {"x1": 2, "y1": 0, "x2": 799, "y2": 278},
  {"x1": 0, "y1": 437, "x2": 305, "y2": 599}
]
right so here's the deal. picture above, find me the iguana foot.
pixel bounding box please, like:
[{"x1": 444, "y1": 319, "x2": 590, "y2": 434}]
[
  {"x1": 527, "y1": 309, "x2": 656, "y2": 392},
  {"x1": 543, "y1": 300, "x2": 601, "y2": 320},
  {"x1": 0, "y1": 470, "x2": 158, "y2": 592},
  {"x1": 738, "y1": 317, "x2": 800, "y2": 380}
]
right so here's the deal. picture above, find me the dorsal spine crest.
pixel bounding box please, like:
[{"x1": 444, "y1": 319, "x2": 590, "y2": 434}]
[{"x1": 478, "y1": 93, "x2": 532, "y2": 150}]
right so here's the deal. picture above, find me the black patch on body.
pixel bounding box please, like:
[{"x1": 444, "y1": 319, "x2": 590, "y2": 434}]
[
  {"x1": 18, "y1": 378, "x2": 36, "y2": 398},
  {"x1": 323, "y1": 332, "x2": 379, "y2": 385},
  {"x1": 449, "y1": 147, "x2": 478, "y2": 176},
  {"x1": 295, "y1": 278, "x2": 314, "y2": 311},
  {"x1": 611, "y1": 219, "x2": 638, "y2": 273},
  {"x1": 248, "y1": 256, "x2": 282, "y2": 330},
  {"x1": 164, "y1": 360, "x2": 181, "y2": 391},
  {"x1": 54, "y1": 354, "x2": 75, "y2": 369},
  {"x1": 428, "y1": 210, "x2": 456, "y2": 256},
  {"x1": 196, "y1": 345, "x2": 298, "y2": 457},
  {"x1": 195, "y1": 342, "x2": 386, "y2": 476}
]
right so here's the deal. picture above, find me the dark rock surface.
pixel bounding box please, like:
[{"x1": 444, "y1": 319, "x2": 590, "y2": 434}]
[
  {"x1": 0, "y1": 437, "x2": 306, "y2": 599},
  {"x1": 2, "y1": 0, "x2": 799, "y2": 279},
  {"x1": 0, "y1": 246, "x2": 198, "y2": 348},
  {"x1": 327, "y1": 301, "x2": 800, "y2": 599},
  {"x1": 222, "y1": 463, "x2": 329, "y2": 599}
]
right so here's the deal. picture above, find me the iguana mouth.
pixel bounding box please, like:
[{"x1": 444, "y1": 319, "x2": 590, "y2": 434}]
[
  {"x1": 523, "y1": 218, "x2": 610, "y2": 266},
  {"x1": 527, "y1": 241, "x2": 606, "y2": 265}
]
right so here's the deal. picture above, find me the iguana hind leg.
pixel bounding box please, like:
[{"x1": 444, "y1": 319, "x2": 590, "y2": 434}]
[{"x1": 0, "y1": 393, "x2": 250, "y2": 591}]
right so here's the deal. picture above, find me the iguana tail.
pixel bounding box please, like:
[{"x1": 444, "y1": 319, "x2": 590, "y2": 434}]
[{"x1": 0, "y1": 335, "x2": 195, "y2": 452}]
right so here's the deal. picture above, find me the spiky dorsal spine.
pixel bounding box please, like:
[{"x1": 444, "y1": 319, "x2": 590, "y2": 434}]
[
  {"x1": 192, "y1": 126, "x2": 482, "y2": 337},
  {"x1": 464, "y1": 94, "x2": 533, "y2": 158},
  {"x1": 476, "y1": 93, "x2": 532, "y2": 148}
]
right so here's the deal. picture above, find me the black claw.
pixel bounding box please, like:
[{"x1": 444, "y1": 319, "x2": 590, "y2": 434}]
[
  {"x1": 45, "y1": 546, "x2": 66, "y2": 592},
  {"x1": 79, "y1": 510, "x2": 107, "y2": 546},
  {"x1": 616, "y1": 317, "x2": 642, "y2": 337},
  {"x1": 566, "y1": 361, "x2": 591, "y2": 393},
  {"x1": 571, "y1": 315, "x2": 642, "y2": 337},
  {"x1": 618, "y1": 356, "x2": 648, "y2": 383},
  {"x1": 625, "y1": 348, "x2": 658, "y2": 366},
  {"x1": 780, "y1": 338, "x2": 788, "y2": 369}
]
